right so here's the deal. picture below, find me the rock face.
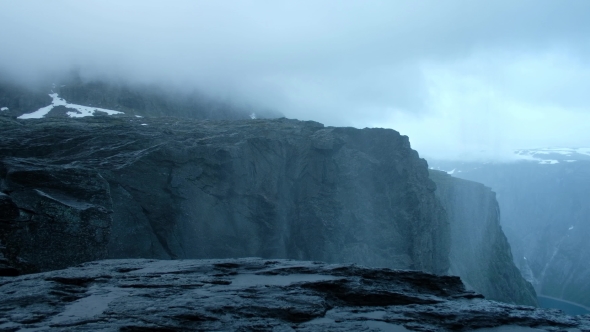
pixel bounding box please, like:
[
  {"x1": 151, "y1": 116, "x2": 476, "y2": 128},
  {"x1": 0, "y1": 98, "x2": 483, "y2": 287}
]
[
  {"x1": 0, "y1": 116, "x2": 449, "y2": 276},
  {"x1": 431, "y1": 158, "x2": 590, "y2": 309},
  {"x1": 429, "y1": 170, "x2": 538, "y2": 306},
  {"x1": 1, "y1": 258, "x2": 589, "y2": 332}
]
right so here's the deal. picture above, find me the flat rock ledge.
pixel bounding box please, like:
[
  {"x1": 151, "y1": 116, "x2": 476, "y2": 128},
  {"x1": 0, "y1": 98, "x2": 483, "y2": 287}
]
[{"x1": 0, "y1": 258, "x2": 588, "y2": 332}]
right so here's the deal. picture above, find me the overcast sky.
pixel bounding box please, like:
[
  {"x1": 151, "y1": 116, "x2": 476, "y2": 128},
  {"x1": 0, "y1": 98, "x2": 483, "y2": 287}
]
[{"x1": 1, "y1": 0, "x2": 589, "y2": 160}]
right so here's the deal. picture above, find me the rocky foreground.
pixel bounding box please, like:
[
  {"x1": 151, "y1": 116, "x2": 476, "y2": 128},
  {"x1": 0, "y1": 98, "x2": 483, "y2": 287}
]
[{"x1": 0, "y1": 258, "x2": 588, "y2": 332}]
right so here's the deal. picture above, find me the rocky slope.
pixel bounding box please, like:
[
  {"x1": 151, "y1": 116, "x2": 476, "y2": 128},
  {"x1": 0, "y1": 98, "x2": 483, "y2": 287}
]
[
  {"x1": 0, "y1": 77, "x2": 280, "y2": 120},
  {"x1": 0, "y1": 115, "x2": 449, "y2": 277},
  {"x1": 2, "y1": 258, "x2": 588, "y2": 332},
  {"x1": 431, "y1": 156, "x2": 590, "y2": 310},
  {"x1": 429, "y1": 170, "x2": 537, "y2": 306}
]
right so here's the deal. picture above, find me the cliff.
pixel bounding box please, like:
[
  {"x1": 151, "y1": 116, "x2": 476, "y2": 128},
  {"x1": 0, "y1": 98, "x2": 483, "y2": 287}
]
[
  {"x1": 429, "y1": 170, "x2": 538, "y2": 306},
  {"x1": 432, "y1": 159, "x2": 590, "y2": 310},
  {"x1": 0, "y1": 116, "x2": 449, "y2": 275},
  {"x1": 2, "y1": 258, "x2": 588, "y2": 331}
]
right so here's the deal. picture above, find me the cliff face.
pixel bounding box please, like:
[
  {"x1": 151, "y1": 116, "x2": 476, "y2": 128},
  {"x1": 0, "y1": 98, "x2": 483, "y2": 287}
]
[
  {"x1": 0, "y1": 116, "x2": 449, "y2": 275},
  {"x1": 431, "y1": 160, "x2": 590, "y2": 309},
  {"x1": 429, "y1": 170, "x2": 538, "y2": 306}
]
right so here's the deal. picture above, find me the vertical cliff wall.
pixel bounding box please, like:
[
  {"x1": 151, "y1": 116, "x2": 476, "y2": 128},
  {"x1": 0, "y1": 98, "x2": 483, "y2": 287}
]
[
  {"x1": 429, "y1": 170, "x2": 538, "y2": 306},
  {"x1": 0, "y1": 117, "x2": 449, "y2": 275},
  {"x1": 432, "y1": 161, "x2": 590, "y2": 309},
  {"x1": 104, "y1": 119, "x2": 451, "y2": 274}
]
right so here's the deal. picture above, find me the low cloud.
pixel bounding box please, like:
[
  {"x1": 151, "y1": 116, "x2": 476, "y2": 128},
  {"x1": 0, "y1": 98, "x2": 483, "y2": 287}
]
[{"x1": 1, "y1": 0, "x2": 589, "y2": 160}]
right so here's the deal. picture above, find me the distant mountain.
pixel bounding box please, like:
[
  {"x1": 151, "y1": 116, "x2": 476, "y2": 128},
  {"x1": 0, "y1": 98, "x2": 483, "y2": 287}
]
[
  {"x1": 514, "y1": 147, "x2": 590, "y2": 163},
  {"x1": 0, "y1": 77, "x2": 282, "y2": 120},
  {"x1": 429, "y1": 150, "x2": 590, "y2": 311}
]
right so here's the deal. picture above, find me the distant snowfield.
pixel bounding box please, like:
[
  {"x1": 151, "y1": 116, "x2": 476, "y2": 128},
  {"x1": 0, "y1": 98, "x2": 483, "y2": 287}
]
[
  {"x1": 17, "y1": 93, "x2": 123, "y2": 119},
  {"x1": 430, "y1": 147, "x2": 590, "y2": 175},
  {"x1": 538, "y1": 159, "x2": 559, "y2": 165},
  {"x1": 513, "y1": 147, "x2": 590, "y2": 164},
  {"x1": 1, "y1": 107, "x2": 8, "y2": 111}
]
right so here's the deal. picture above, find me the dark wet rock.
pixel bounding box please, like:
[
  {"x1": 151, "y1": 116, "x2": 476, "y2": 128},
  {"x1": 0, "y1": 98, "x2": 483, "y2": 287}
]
[
  {"x1": 0, "y1": 240, "x2": 18, "y2": 277},
  {"x1": 430, "y1": 170, "x2": 538, "y2": 306},
  {"x1": 0, "y1": 115, "x2": 538, "y2": 308},
  {"x1": 0, "y1": 82, "x2": 51, "y2": 118},
  {"x1": 0, "y1": 258, "x2": 588, "y2": 331},
  {"x1": 0, "y1": 116, "x2": 449, "y2": 278},
  {"x1": 0, "y1": 192, "x2": 19, "y2": 222},
  {"x1": 0, "y1": 163, "x2": 111, "y2": 274}
]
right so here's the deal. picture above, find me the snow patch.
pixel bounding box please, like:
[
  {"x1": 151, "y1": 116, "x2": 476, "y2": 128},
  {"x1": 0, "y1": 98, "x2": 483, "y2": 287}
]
[
  {"x1": 250, "y1": 113, "x2": 256, "y2": 119},
  {"x1": 447, "y1": 168, "x2": 456, "y2": 175},
  {"x1": 135, "y1": 115, "x2": 143, "y2": 118},
  {"x1": 141, "y1": 123, "x2": 148, "y2": 126},
  {"x1": 17, "y1": 93, "x2": 123, "y2": 119},
  {"x1": 514, "y1": 147, "x2": 590, "y2": 163},
  {"x1": 569, "y1": 226, "x2": 574, "y2": 230},
  {"x1": 538, "y1": 160, "x2": 559, "y2": 165},
  {"x1": 66, "y1": 104, "x2": 123, "y2": 118},
  {"x1": 0, "y1": 107, "x2": 8, "y2": 111}
]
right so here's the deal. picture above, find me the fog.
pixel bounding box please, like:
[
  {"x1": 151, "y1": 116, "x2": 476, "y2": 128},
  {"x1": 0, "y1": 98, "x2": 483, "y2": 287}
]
[{"x1": 1, "y1": 0, "x2": 589, "y2": 160}]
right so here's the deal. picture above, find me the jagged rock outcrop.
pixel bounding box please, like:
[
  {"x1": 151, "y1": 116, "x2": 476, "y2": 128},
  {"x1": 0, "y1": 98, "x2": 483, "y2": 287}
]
[
  {"x1": 2, "y1": 258, "x2": 589, "y2": 332},
  {"x1": 0, "y1": 116, "x2": 449, "y2": 276},
  {"x1": 432, "y1": 159, "x2": 590, "y2": 310},
  {"x1": 429, "y1": 170, "x2": 538, "y2": 306}
]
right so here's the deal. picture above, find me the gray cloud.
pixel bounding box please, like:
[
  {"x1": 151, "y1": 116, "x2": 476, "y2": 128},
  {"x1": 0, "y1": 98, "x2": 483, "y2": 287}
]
[{"x1": 1, "y1": 0, "x2": 589, "y2": 159}]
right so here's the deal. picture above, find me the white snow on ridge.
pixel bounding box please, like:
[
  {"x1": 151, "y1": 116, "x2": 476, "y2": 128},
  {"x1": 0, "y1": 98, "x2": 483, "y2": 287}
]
[
  {"x1": 18, "y1": 102, "x2": 56, "y2": 119},
  {"x1": 538, "y1": 160, "x2": 559, "y2": 165},
  {"x1": 66, "y1": 104, "x2": 122, "y2": 118},
  {"x1": 513, "y1": 147, "x2": 590, "y2": 164},
  {"x1": 1, "y1": 107, "x2": 8, "y2": 111},
  {"x1": 17, "y1": 93, "x2": 123, "y2": 119},
  {"x1": 447, "y1": 168, "x2": 456, "y2": 175}
]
